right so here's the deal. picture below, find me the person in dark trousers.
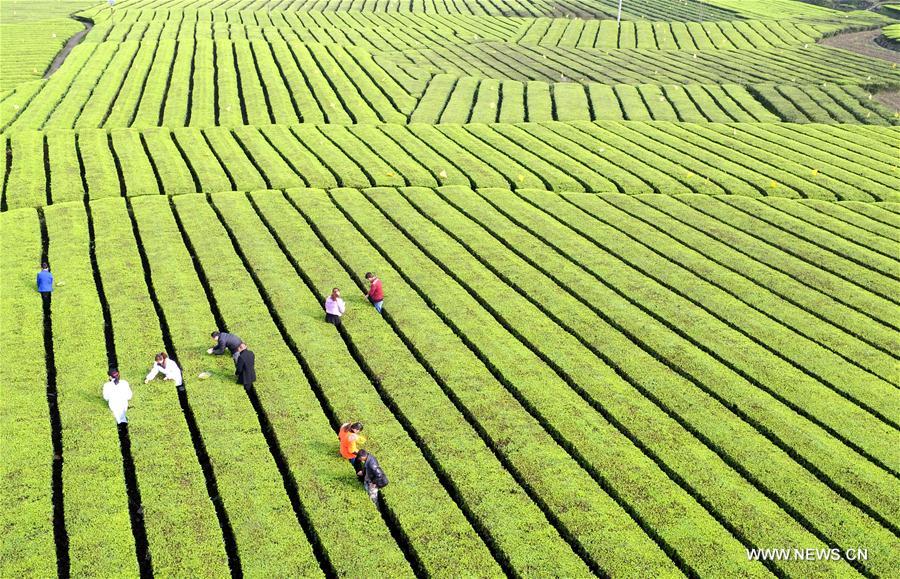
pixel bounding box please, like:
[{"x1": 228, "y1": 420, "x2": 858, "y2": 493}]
[
  {"x1": 355, "y1": 450, "x2": 389, "y2": 505},
  {"x1": 37, "y1": 262, "x2": 53, "y2": 306},
  {"x1": 208, "y1": 330, "x2": 243, "y2": 362},
  {"x1": 364, "y1": 272, "x2": 383, "y2": 313},
  {"x1": 235, "y1": 342, "x2": 256, "y2": 388},
  {"x1": 324, "y1": 287, "x2": 345, "y2": 327}
]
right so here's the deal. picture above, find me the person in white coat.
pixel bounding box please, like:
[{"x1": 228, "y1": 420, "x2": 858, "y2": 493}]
[
  {"x1": 103, "y1": 369, "x2": 133, "y2": 424},
  {"x1": 145, "y1": 352, "x2": 183, "y2": 387}
]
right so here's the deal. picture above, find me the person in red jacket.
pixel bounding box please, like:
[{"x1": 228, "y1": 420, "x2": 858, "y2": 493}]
[
  {"x1": 338, "y1": 422, "x2": 366, "y2": 477},
  {"x1": 365, "y1": 272, "x2": 383, "y2": 314}
]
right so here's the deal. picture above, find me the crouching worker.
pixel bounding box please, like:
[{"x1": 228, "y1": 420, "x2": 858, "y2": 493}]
[
  {"x1": 145, "y1": 352, "x2": 183, "y2": 389},
  {"x1": 208, "y1": 330, "x2": 243, "y2": 362},
  {"x1": 338, "y1": 422, "x2": 366, "y2": 476},
  {"x1": 103, "y1": 369, "x2": 133, "y2": 424},
  {"x1": 356, "y1": 449, "x2": 389, "y2": 505}
]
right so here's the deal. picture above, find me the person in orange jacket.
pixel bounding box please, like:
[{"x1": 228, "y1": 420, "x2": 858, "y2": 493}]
[{"x1": 338, "y1": 422, "x2": 366, "y2": 478}]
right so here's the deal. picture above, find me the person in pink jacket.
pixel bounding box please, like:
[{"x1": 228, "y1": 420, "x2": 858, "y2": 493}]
[{"x1": 324, "y1": 287, "x2": 345, "y2": 327}]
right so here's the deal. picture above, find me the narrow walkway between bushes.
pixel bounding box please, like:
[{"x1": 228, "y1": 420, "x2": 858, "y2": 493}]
[{"x1": 43, "y1": 15, "x2": 93, "y2": 79}]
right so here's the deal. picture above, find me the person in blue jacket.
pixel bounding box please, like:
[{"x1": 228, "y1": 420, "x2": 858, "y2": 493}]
[{"x1": 36, "y1": 262, "x2": 53, "y2": 306}]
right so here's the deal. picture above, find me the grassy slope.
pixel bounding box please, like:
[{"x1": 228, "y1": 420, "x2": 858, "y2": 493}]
[{"x1": 0, "y1": 1, "x2": 94, "y2": 92}]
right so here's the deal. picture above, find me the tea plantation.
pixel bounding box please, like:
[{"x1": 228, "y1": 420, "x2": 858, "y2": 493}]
[{"x1": 1, "y1": 0, "x2": 898, "y2": 576}]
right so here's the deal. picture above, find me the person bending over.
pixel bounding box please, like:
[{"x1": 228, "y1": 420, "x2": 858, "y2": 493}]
[
  {"x1": 208, "y1": 330, "x2": 243, "y2": 362},
  {"x1": 145, "y1": 352, "x2": 183, "y2": 388}
]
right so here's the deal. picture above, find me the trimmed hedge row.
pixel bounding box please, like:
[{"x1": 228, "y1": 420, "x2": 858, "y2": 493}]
[
  {"x1": 803, "y1": 199, "x2": 899, "y2": 242},
  {"x1": 341, "y1": 186, "x2": 790, "y2": 577},
  {"x1": 518, "y1": 18, "x2": 830, "y2": 50},
  {"x1": 4, "y1": 43, "x2": 99, "y2": 132},
  {"x1": 8, "y1": 36, "x2": 413, "y2": 130},
  {"x1": 356, "y1": 186, "x2": 890, "y2": 576},
  {"x1": 169, "y1": 193, "x2": 415, "y2": 577},
  {"x1": 0, "y1": 209, "x2": 56, "y2": 577},
  {"x1": 129, "y1": 196, "x2": 324, "y2": 576},
  {"x1": 399, "y1": 186, "x2": 899, "y2": 576},
  {"x1": 636, "y1": 194, "x2": 898, "y2": 356},
  {"x1": 265, "y1": 189, "x2": 597, "y2": 576},
  {"x1": 408, "y1": 74, "x2": 778, "y2": 124},
  {"x1": 388, "y1": 42, "x2": 900, "y2": 86},
  {"x1": 595, "y1": 194, "x2": 897, "y2": 387},
  {"x1": 562, "y1": 192, "x2": 900, "y2": 426},
  {"x1": 212, "y1": 191, "x2": 501, "y2": 576},
  {"x1": 43, "y1": 202, "x2": 139, "y2": 578},
  {"x1": 509, "y1": 191, "x2": 899, "y2": 478},
  {"x1": 677, "y1": 195, "x2": 898, "y2": 326},
  {"x1": 4, "y1": 122, "x2": 897, "y2": 210},
  {"x1": 725, "y1": 195, "x2": 899, "y2": 279},
  {"x1": 5, "y1": 188, "x2": 898, "y2": 576},
  {"x1": 89, "y1": 198, "x2": 232, "y2": 577}
]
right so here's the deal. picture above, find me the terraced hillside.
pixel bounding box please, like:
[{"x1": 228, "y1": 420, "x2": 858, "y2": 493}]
[
  {"x1": 1, "y1": 0, "x2": 898, "y2": 576},
  {"x1": 0, "y1": 1, "x2": 95, "y2": 91}
]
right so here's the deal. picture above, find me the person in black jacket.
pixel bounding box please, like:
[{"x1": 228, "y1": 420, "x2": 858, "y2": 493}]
[
  {"x1": 355, "y1": 449, "x2": 388, "y2": 505},
  {"x1": 235, "y1": 343, "x2": 256, "y2": 388},
  {"x1": 208, "y1": 330, "x2": 243, "y2": 362}
]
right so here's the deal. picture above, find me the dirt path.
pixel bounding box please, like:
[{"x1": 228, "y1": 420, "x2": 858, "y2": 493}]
[
  {"x1": 43, "y1": 15, "x2": 93, "y2": 79},
  {"x1": 871, "y1": 88, "x2": 899, "y2": 111},
  {"x1": 819, "y1": 28, "x2": 899, "y2": 63},
  {"x1": 820, "y1": 28, "x2": 899, "y2": 111}
]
